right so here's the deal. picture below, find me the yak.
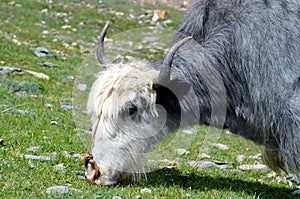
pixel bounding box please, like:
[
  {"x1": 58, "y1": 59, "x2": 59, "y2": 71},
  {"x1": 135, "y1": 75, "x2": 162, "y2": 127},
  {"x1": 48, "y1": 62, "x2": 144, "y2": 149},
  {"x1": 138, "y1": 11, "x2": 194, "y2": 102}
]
[{"x1": 84, "y1": 0, "x2": 300, "y2": 188}]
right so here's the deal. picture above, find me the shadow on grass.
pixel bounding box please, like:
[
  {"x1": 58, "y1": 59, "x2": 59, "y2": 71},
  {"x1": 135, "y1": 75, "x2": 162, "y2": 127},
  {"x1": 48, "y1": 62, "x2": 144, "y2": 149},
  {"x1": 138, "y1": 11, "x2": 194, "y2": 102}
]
[{"x1": 134, "y1": 168, "x2": 299, "y2": 199}]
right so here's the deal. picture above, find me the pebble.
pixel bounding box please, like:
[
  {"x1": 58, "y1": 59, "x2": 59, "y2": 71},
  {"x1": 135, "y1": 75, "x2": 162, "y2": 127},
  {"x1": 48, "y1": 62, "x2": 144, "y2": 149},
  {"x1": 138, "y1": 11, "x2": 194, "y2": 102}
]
[
  {"x1": 236, "y1": 154, "x2": 246, "y2": 162},
  {"x1": 265, "y1": 172, "x2": 277, "y2": 179},
  {"x1": 38, "y1": 62, "x2": 59, "y2": 68},
  {"x1": 26, "y1": 146, "x2": 40, "y2": 152},
  {"x1": 0, "y1": 66, "x2": 22, "y2": 74},
  {"x1": 211, "y1": 143, "x2": 230, "y2": 150},
  {"x1": 72, "y1": 153, "x2": 81, "y2": 158},
  {"x1": 28, "y1": 162, "x2": 35, "y2": 169},
  {"x1": 248, "y1": 153, "x2": 262, "y2": 162},
  {"x1": 32, "y1": 47, "x2": 53, "y2": 57},
  {"x1": 63, "y1": 151, "x2": 72, "y2": 158},
  {"x1": 182, "y1": 129, "x2": 194, "y2": 135},
  {"x1": 61, "y1": 104, "x2": 73, "y2": 110},
  {"x1": 53, "y1": 163, "x2": 66, "y2": 172},
  {"x1": 174, "y1": 148, "x2": 190, "y2": 155},
  {"x1": 50, "y1": 121, "x2": 58, "y2": 125},
  {"x1": 66, "y1": 75, "x2": 75, "y2": 81},
  {"x1": 24, "y1": 154, "x2": 55, "y2": 161},
  {"x1": 112, "y1": 196, "x2": 123, "y2": 199},
  {"x1": 181, "y1": 172, "x2": 190, "y2": 177},
  {"x1": 45, "y1": 103, "x2": 53, "y2": 109},
  {"x1": 46, "y1": 186, "x2": 68, "y2": 195},
  {"x1": 215, "y1": 164, "x2": 229, "y2": 170},
  {"x1": 63, "y1": 151, "x2": 81, "y2": 158},
  {"x1": 186, "y1": 160, "x2": 214, "y2": 170},
  {"x1": 238, "y1": 164, "x2": 268, "y2": 171},
  {"x1": 140, "y1": 188, "x2": 152, "y2": 194},
  {"x1": 77, "y1": 84, "x2": 87, "y2": 91},
  {"x1": 198, "y1": 153, "x2": 211, "y2": 160}
]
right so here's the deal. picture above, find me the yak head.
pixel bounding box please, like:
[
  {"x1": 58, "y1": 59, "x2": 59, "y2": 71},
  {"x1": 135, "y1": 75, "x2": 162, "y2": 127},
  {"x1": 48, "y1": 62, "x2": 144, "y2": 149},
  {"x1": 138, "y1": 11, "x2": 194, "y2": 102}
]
[{"x1": 84, "y1": 22, "x2": 192, "y2": 185}]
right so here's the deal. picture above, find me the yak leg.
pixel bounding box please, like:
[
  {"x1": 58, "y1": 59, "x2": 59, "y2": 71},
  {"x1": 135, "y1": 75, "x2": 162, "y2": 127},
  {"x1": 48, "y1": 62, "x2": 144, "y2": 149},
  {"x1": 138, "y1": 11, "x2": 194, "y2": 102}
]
[{"x1": 262, "y1": 142, "x2": 288, "y2": 176}]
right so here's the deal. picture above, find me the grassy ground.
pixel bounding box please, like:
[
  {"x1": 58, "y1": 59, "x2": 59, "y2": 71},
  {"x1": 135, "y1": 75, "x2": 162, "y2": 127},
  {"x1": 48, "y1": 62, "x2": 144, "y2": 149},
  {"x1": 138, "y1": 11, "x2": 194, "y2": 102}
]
[{"x1": 0, "y1": 0, "x2": 299, "y2": 198}]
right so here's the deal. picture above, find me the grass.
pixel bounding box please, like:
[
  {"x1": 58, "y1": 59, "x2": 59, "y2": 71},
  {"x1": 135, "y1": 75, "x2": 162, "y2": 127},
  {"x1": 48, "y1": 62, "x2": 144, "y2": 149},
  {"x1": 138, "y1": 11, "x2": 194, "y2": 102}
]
[{"x1": 0, "y1": 0, "x2": 299, "y2": 198}]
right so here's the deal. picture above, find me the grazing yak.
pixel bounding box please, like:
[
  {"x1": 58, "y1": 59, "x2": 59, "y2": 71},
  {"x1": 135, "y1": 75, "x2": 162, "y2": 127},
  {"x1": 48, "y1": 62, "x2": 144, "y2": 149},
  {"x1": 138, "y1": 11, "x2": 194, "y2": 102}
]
[{"x1": 84, "y1": 0, "x2": 300, "y2": 187}]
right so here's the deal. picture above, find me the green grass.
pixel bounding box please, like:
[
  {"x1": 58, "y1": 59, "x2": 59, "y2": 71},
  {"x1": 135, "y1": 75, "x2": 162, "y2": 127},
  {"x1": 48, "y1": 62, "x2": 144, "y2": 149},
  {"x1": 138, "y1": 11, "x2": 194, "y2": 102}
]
[{"x1": 0, "y1": 0, "x2": 299, "y2": 198}]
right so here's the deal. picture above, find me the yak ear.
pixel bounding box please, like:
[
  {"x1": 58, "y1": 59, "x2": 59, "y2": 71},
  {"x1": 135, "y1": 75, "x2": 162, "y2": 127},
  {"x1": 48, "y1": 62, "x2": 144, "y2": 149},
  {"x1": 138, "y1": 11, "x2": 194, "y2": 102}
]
[{"x1": 153, "y1": 78, "x2": 191, "y2": 99}]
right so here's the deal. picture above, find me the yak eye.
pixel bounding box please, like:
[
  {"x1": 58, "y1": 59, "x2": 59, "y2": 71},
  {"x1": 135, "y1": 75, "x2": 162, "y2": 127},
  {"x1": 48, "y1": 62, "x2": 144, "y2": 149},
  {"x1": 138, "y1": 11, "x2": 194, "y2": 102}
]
[{"x1": 129, "y1": 104, "x2": 138, "y2": 116}]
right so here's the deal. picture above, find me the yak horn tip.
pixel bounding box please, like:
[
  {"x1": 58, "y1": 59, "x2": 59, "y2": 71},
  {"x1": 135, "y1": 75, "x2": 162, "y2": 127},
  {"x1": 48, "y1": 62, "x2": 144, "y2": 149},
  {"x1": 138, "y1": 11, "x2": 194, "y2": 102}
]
[
  {"x1": 163, "y1": 36, "x2": 193, "y2": 67},
  {"x1": 97, "y1": 21, "x2": 112, "y2": 66}
]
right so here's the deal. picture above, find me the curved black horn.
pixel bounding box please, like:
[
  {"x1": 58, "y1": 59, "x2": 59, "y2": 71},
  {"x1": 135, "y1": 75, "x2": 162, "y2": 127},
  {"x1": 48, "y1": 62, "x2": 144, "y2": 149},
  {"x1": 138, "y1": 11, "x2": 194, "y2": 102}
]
[
  {"x1": 163, "y1": 36, "x2": 193, "y2": 66},
  {"x1": 159, "y1": 36, "x2": 193, "y2": 82},
  {"x1": 97, "y1": 21, "x2": 112, "y2": 66}
]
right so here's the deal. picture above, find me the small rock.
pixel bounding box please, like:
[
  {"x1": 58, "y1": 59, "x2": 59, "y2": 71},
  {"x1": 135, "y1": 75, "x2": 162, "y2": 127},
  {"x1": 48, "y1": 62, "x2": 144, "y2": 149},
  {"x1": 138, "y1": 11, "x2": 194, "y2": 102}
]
[
  {"x1": 50, "y1": 121, "x2": 58, "y2": 125},
  {"x1": 24, "y1": 70, "x2": 49, "y2": 80},
  {"x1": 77, "y1": 84, "x2": 87, "y2": 91},
  {"x1": 0, "y1": 138, "x2": 4, "y2": 146},
  {"x1": 215, "y1": 164, "x2": 229, "y2": 170},
  {"x1": 236, "y1": 155, "x2": 246, "y2": 162},
  {"x1": 26, "y1": 146, "x2": 40, "y2": 152},
  {"x1": 72, "y1": 154, "x2": 81, "y2": 158},
  {"x1": 53, "y1": 163, "x2": 66, "y2": 172},
  {"x1": 62, "y1": 25, "x2": 72, "y2": 29},
  {"x1": 198, "y1": 153, "x2": 211, "y2": 160},
  {"x1": 134, "y1": 195, "x2": 141, "y2": 199},
  {"x1": 162, "y1": 19, "x2": 173, "y2": 26},
  {"x1": 211, "y1": 143, "x2": 230, "y2": 150},
  {"x1": 238, "y1": 164, "x2": 268, "y2": 171},
  {"x1": 0, "y1": 66, "x2": 22, "y2": 74},
  {"x1": 182, "y1": 129, "x2": 194, "y2": 135},
  {"x1": 24, "y1": 154, "x2": 55, "y2": 161},
  {"x1": 46, "y1": 186, "x2": 69, "y2": 195},
  {"x1": 140, "y1": 188, "x2": 152, "y2": 194},
  {"x1": 181, "y1": 172, "x2": 190, "y2": 177},
  {"x1": 61, "y1": 104, "x2": 73, "y2": 110},
  {"x1": 45, "y1": 103, "x2": 53, "y2": 109},
  {"x1": 16, "y1": 109, "x2": 29, "y2": 115},
  {"x1": 32, "y1": 47, "x2": 52, "y2": 57},
  {"x1": 66, "y1": 75, "x2": 75, "y2": 81},
  {"x1": 38, "y1": 62, "x2": 59, "y2": 68},
  {"x1": 187, "y1": 160, "x2": 214, "y2": 170},
  {"x1": 8, "y1": 1, "x2": 16, "y2": 6},
  {"x1": 174, "y1": 148, "x2": 190, "y2": 155},
  {"x1": 248, "y1": 153, "x2": 262, "y2": 162},
  {"x1": 112, "y1": 196, "x2": 123, "y2": 199},
  {"x1": 266, "y1": 172, "x2": 277, "y2": 179},
  {"x1": 28, "y1": 162, "x2": 35, "y2": 169},
  {"x1": 63, "y1": 151, "x2": 72, "y2": 158}
]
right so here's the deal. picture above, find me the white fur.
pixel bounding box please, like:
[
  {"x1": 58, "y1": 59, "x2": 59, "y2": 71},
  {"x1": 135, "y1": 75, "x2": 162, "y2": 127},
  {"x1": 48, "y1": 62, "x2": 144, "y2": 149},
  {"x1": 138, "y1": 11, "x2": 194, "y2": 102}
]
[
  {"x1": 86, "y1": 62, "x2": 161, "y2": 183},
  {"x1": 87, "y1": 62, "x2": 159, "y2": 136}
]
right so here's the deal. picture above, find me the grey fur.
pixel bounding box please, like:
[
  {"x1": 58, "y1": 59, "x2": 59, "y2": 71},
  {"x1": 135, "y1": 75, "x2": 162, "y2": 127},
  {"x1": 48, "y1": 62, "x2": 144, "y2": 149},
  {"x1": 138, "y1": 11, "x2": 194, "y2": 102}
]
[{"x1": 87, "y1": 0, "x2": 300, "y2": 185}]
